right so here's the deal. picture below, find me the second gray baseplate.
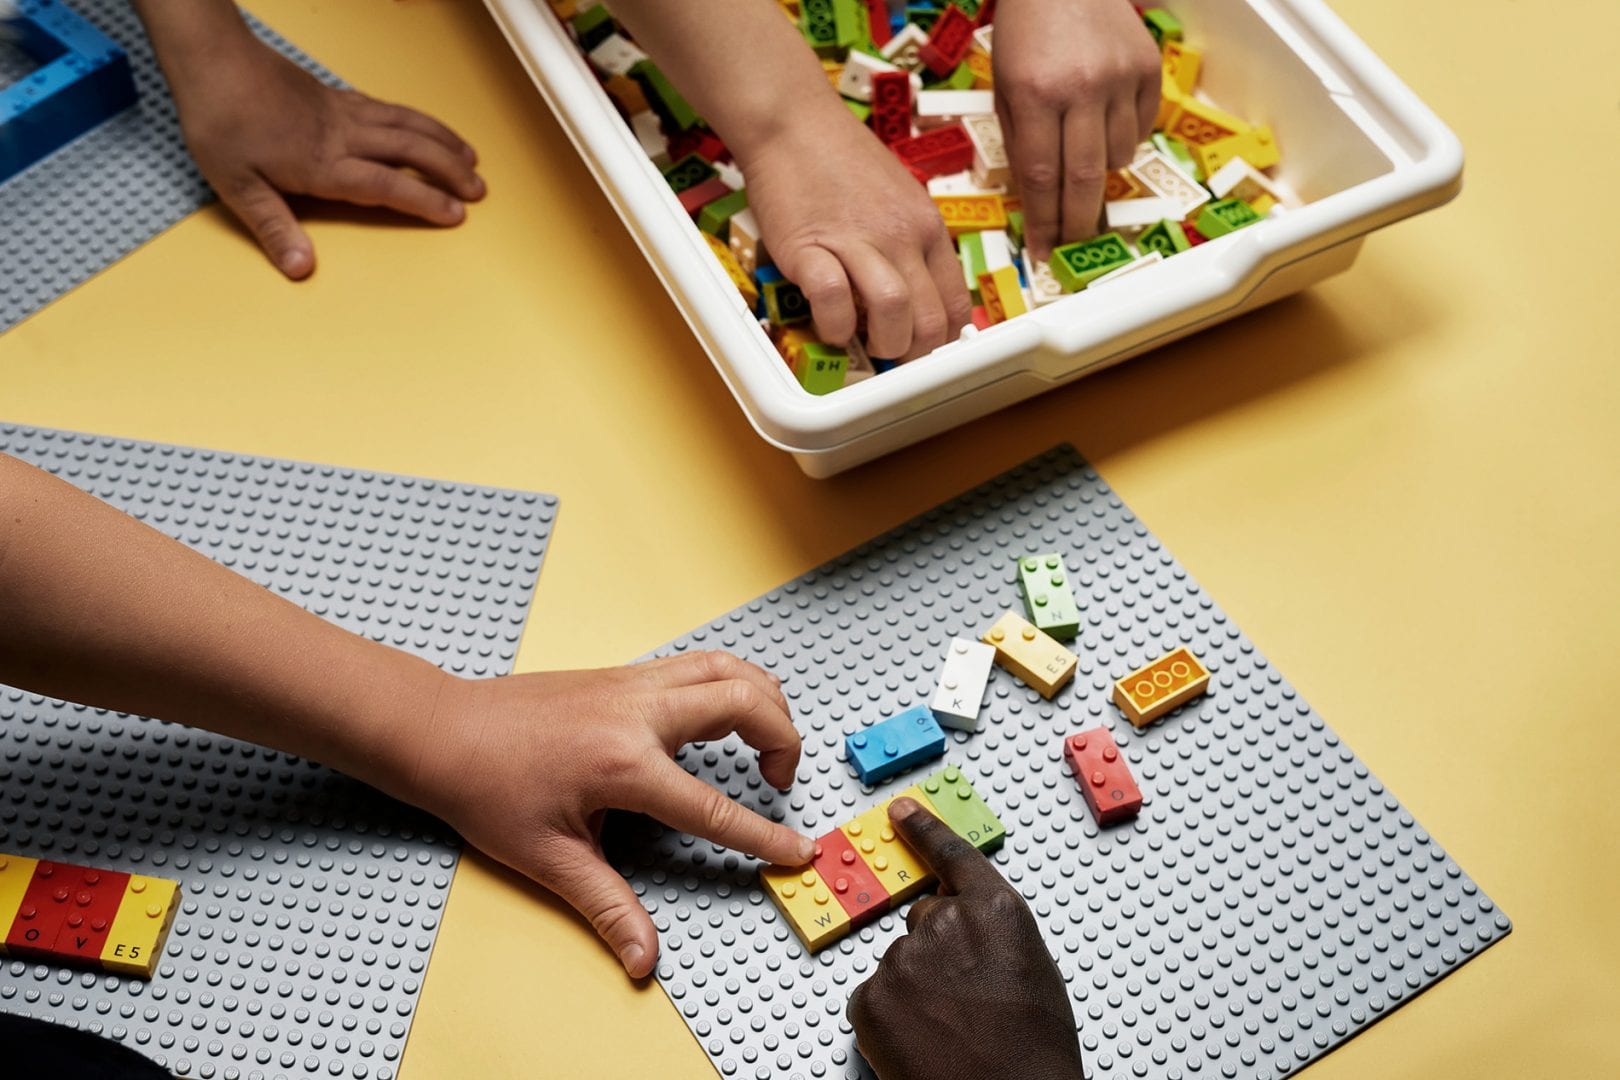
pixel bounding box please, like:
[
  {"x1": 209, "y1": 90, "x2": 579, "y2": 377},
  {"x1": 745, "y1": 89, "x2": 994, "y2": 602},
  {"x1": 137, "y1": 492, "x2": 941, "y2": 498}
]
[
  {"x1": 0, "y1": 2, "x2": 345, "y2": 332},
  {"x1": 620, "y1": 446, "x2": 1509, "y2": 1080},
  {"x1": 0, "y1": 423, "x2": 558, "y2": 1080}
]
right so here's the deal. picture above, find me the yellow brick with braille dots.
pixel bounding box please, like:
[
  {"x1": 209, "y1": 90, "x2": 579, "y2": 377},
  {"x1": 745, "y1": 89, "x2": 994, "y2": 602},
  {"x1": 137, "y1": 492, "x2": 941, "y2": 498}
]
[
  {"x1": 98, "y1": 874, "x2": 180, "y2": 977},
  {"x1": 760, "y1": 863, "x2": 852, "y2": 950},
  {"x1": 0, "y1": 853, "x2": 40, "y2": 954},
  {"x1": 981, "y1": 611, "x2": 1077, "y2": 699},
  {"x1": 839, "y1": 787, "x2": 935, "y2": 904}
]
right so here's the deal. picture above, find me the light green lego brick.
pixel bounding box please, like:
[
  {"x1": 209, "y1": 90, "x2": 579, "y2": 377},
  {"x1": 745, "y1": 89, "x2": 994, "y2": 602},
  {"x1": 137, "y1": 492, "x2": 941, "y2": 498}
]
[
  {"x1": 1006, "y1": 210, "x2": 1025, "y2": 250},
  {"x1": 797, "y1": 343, "x2": 848, "y2": 395},
  {"x1": 1137, "y1": 219, "x2": 1191, "y2": 258},
  {"x1": 697, "y1": 189, "x2": 748, "y2": 237},
  {"x1": 833, "y1": 0, "x2": 866, "y2": 48},
  {"x1": 1142, "y1": 7, "x2": 1183, "y2": 44},
  {"x1": 1151, "y1": 132, "x2": 1204, "y2": 182},
  {"x1": 800, "y1": 0, "x2": 841, "y2": 53},
  {"x1": 917, "y1": 765, "x2": 1007, "y2": 852},
  {"x1": 940, "y1": 62, "x2": 975, "y2": 90},
  {"x1": 958, "y1": 230, "x2": 987, "y2": 296},
  {"x1": 1017, "y1": 552, "x2": 1080, "y2": 640},
  {"x1": 1049, "y1": 232, "x2": 1134, "y2": 292},
  {"x1": 845, "y1": 98, "x2": 873, "y2": 123},
  {"x1": 950, "y1": 0, "x2": 982, "y2": 18},
  {"x1": 629, "y1": 60, "x2": 700, "y2": 131},
  {"x1": 1195, "y1": 198, "x2": 1262, "y2": 238}
]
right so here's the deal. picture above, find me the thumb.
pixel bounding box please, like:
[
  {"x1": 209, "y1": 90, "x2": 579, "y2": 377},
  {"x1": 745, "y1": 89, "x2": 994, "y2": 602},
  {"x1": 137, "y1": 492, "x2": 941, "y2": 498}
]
[
  {"x1": 216, "y1": 172, "x2": 314, "y2": 279},
  {"x1": 540, "y1": 837, "x2": 659, "y2": 978}
]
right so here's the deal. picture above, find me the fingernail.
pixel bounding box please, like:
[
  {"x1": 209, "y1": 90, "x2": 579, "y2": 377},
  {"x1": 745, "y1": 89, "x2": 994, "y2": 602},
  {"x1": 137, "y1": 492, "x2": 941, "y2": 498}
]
[
  {"x1": 619, "y1": 942, "x2": 645, "y2": 971},
  {"x1": 445, "y1": 200, "x2": 466, "y2": 223},
  {"x1": 796, "y1": 836, "x2": 816, "y2": 863},
  {"x1": 889, "y1": 797, "x2": 919, "y2": 821},
  {"x1": 279, "y1": 249, "x2": 311, "y2": 278},
  {"x1": 465, "y1": 176, "x2": 486, "y2": 199}
]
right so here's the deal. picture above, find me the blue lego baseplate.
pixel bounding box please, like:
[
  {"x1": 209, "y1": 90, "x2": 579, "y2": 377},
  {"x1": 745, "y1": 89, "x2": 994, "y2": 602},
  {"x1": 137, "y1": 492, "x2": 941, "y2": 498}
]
[
  {"x1": 0, "y1": 422, "x2": 558, "y2": 1080},
  {"x1": 0, "y1": 0, "x2": 137, "y2": 182},
  {"x1": 616, "y1": 445, "x2": 1511, "y2": 1080},
  {"x1": 0, "y1": 0, "x2": 344, "y2": 332}
]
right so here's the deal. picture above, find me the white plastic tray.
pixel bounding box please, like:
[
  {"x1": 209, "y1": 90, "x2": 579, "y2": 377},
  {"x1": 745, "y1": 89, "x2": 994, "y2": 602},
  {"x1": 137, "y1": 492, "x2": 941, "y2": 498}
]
[{"x1": 484, "y1": 0, "x2": 1462, "y2": 476}]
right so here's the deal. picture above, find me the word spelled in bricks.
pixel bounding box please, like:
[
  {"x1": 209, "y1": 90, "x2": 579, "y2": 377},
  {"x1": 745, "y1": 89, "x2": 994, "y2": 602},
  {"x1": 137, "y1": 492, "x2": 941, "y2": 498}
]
[{"x1": 0, "y1": 854, "x2": 180, "y2": 978}]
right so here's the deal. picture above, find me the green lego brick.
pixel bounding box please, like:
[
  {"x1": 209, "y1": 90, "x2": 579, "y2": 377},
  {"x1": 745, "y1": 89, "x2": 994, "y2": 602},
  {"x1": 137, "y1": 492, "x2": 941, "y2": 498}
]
[
  {"x1": 661, "y1": 153, "x2": 718, "y2": 195},
  {"x1": 797, "y1": 343, "x2": 848, "y2": 395},
  {"x1": 1137, "y1": 219, "x2": 1191, "y2": 258},
  {"x1": 845, "y1": 98, "x2": 873, "y2": 123},
  {"x1": 1006, "y1": 210, "x2": 1025, "y2": 250},
  {"x1": 1049, "y1": 232, "x2": 1134, "y2": 292},
  {"x1": 1142, "y1": 7, "x2": 1183, "y2": 44},
  {"x1": 1151, "y1": 132, "x2": 1204, "y2": 182},
  {"x1": 906, "y1": 4, "x2": 941, "y2": 31},
  {"x1": 917, "y1": 765, "x2": 1007, "y2": 852},
  {"x1": 950, "y1": 0, "x2": 983, "y2": 18},
  {"x1": 1195, "y1": 198, "x2": 1263, "y2": 238},
  {"x1": 800, "y1": 0, "x2": 841, "y2": 53},
  {"x1": 630, "y1": 60, "x2": 700, "y2": 132},
  {"x1": 764, "y1": 277, "x2": 813, "y2": 326},
  {"x1": 958, "y1": 230, "x2": 987, "y2": 296},
  {"x1": 571, "y1": 4, "x2": 617, "y2": 51},
  {"x1": 940, "y1": 61, "x2": 976, "y2": 90},
  {"x1": 833, "y1": 0, "x2": 866, "y2": 49},
  {"x1": 1017, "y1": 552, "x2": 1080, "y2": 640},
  {"x1": 697, "y1": 189, "x2": 748, "y2": 237}
]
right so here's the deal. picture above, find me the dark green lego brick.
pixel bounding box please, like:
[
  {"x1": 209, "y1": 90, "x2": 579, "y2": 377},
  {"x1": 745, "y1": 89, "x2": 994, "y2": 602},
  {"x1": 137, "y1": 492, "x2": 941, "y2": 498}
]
[
  {"x1": 661, "y1": 153, "x2": 718, "y2": 195},
  {"x1": 1137, "y1": 219, "x2": 1192, "y2": 258}
]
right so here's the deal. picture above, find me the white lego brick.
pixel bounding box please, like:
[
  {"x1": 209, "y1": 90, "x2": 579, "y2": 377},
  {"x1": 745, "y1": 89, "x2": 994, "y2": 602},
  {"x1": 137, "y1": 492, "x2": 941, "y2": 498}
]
[
  {"x1": 587, "y1": 33, "x2": 647, "y2": 77},
  {"x1": 880, "y1": 23, "x2": 929, "y2": 72},
  {"x1": 1086, "y1": 250, "x2": 1164, "y2": 287},
  {"x1": 964, "y1": 114, "x2": 1009, "y2": 188},
  {"x1": 1205, "y1": 156, "x2": 1293, "y2": 208},
  {"x1": 1023, "y1": 249, "x2": 1065, "y2": 306},
  {"x1": 979, "y1": 229, "x2": 1013, "y2": 271},
  {"x1": 845, "y1": 338, "x2": 876, "y2": 383},
  {"x1": 1105, "y1": 196, "x2": 1181, "y2": 231},
  {"x1": 729, "y1": 207, "x2": 766, "y2": 275},
  {"x1": 929, "y1": 638, "x2": 997, "y2": 731},
  {"x1": 838, "y1": 49, "x2": 901, "y2": 103},
  {"x1": 916, "y1": 90, "x2": 995, "y2": 119},
  {"x1": 927, "y1": 171, "x2": 1005, "y2": 196},
  {"x1": 1127, "y1": 149, "x2": 1209, "y2": 218},
  {"x1": 630, "y1": 110, "x2": 670, "y2": 168},
  {"x1": 715, "y1": 159, "x2": 747, "y2": 191},
  {"x1": 972, "y1": 23, "x2": 993, "y2": 57}
]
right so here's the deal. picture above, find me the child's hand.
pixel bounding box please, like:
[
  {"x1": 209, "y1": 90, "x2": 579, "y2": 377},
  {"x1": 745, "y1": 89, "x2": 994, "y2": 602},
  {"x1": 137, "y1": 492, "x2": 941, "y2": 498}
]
[
  {"x1": 168, "y1": 34, "x2": 485, "y2": 279},
  {"x1": 403, "y1": 652, "x2": 813, "y2": 978},
  {"x1": 738, "y1": 109, "x2": 972, "y2": 360},
  {"x1": 993, "y1": 0, "x2": 1161, "y2": 259}
]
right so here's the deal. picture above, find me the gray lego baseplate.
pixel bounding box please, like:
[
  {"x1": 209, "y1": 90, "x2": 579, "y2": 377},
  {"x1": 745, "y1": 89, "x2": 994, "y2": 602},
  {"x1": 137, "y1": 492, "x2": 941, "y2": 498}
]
[
  {"x1": 0, "y1": 423, "x2": 558, "y2": 1079},
  {"x1": 0, "y1": 2, "x2": 345, "y2": 332},
  {"x1": 619, "y1": 445, "x2": 1509, "y2": 1080}
]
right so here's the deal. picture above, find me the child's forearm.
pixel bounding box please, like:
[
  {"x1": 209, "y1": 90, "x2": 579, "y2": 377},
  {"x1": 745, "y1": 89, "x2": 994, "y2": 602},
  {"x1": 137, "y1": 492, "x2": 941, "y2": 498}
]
[
  {"x1": 607, "y1": 0, "x2": 853, "y2": 167},
  {"x1": 0, "y1": 455, "x2": 441, "y2": 795},
  {"x1": 131, "y1": 0, "x2": 258, "y2": 94}
]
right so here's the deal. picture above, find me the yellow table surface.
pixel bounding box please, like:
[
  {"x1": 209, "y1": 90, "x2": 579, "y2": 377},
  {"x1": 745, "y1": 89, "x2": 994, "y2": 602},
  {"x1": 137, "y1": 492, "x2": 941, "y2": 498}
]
[{"x1": 4, "y1": 0, "x2": 1616, "y2": 1076}]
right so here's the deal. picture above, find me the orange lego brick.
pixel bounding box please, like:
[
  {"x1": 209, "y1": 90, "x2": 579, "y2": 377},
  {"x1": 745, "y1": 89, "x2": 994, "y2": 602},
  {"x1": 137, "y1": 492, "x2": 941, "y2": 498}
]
[
  {"x1": 1112, "y1": 646, "x2": 1210, "y2": 727},
  {"x1": 976, "y1": 265, "x2": 1027, "y2": 323},
  {"x1": 932, "y1": 193, "x2": 1007, "y2": 237}
]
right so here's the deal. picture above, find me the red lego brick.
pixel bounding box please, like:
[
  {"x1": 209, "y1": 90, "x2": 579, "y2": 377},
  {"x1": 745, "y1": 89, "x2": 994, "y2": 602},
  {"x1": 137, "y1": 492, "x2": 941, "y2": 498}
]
[
  {"x1": 974, "y1": 0, "x2": 998, "y2": 26},
  {"x1": 1182, "y1": 221, "x2": 1208, "y2": 246},
  {"x1": 1063, "y1": 728, "x2": 1143, "y2": 825},
  {"x1": 4, "y1": 860, "x2": 132, "y2": 965},
  {"x1": 870, "y1": 70, "x2": 912, "y2": 147},
  {"x1": 667, "y1": 129, "x2": 730, "y2": 164},
  {"x1": 971, "y1": 305, "x2": 991, "y2": 330},
  {"x1": 863, "y1": 0, "x2": 892, "y2": 46},
  {"x1": 812, "y1": 829, "x2": 890, "y2": 928},
  {"x1": 918, "y1": 5, "x2": 973, "y2": 77},
  {"x1": 677, "y1": 176, "x2": 733, "y2": 216},
  {"x1": 891, "y1": 124, "x2": 974, "y2": 179}
]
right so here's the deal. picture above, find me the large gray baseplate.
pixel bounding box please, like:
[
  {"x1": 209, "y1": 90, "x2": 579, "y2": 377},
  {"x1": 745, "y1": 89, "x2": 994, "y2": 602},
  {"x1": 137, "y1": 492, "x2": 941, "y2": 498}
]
[
  {"x1": 0, "y1": 2, "x2": 345, "y2": 332},
  {"x1": 620, "y1": 445, "x2": 1509, "y2": 1080},
  {"x1": 0, "y1": 423, "x2": 557, "y2": 1079}
]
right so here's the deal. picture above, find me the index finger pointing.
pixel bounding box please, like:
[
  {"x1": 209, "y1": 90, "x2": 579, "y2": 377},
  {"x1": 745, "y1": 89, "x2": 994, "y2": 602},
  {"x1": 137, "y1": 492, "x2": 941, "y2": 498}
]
[
  {"x1": 888, "y1": 797, "x2": 1005, "y2": 895},
  {"x1": 630, "y1": 757, "x2": 815, "y2": 867}
]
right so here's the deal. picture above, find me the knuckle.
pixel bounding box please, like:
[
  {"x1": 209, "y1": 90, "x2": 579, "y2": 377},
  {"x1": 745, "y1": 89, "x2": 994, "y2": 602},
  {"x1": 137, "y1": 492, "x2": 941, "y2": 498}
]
[
  {"x1": 866, "y1": 283, "x2": 909, "y2": 319},
  {"x1": 1065, "y1": 161, "x2": 1109, "y2": 188},
  {"x1": 913, "y1": 310, "x2": 947, "y2": 346},
  {"x1": 720, "y1": 678, "x2": 763, "y2": 718},
  {"x1": 699, "y1": 791, "x2": 744, "y2": 839},
  {"x1": 985, "y1": 888, "x2": 1024, "y2": 922},
  {"x1": 693, "y1": 649, "x2": 735, "y2": 683},
  {"x1": 1019, "y1": 162, "x2": 1061, "y2": 194}
]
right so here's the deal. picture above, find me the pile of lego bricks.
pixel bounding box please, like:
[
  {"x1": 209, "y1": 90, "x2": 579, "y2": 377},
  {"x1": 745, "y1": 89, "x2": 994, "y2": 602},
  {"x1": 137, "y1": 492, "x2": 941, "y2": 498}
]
[
  {"x1": 546, "y1": 0, "x2": 1293, "y2": 395},
  {"x1": 764, "y1": 550, "x2": 1212, "y2": 953}
]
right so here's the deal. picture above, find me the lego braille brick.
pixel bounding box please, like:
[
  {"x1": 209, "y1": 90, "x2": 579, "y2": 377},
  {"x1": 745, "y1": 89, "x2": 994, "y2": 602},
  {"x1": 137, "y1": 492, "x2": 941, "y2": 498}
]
[
  {"x1": 1049, "y1": 232, "x2": 1135, "y2": 293},
  {"x1": 1196, "y1": 196, "x2": 1264, "y2": 238},
  {"x1": 98, "y1": 874, "x2": 180, "y2": 978},
  {"x1": 621, "y1": 445, "x2": 1508, "y2": 1080},
  {"x1": 917, "y1": 764, "x2": 1006, "y2": 852},
  {"x1": 812, "y1": 828, "x2": 890, "y2": 925},
  {"x1": 928, "y1": 637, "x2": 996, "y2": 731},
  {"x1": 839, "y1": 793, "x2": 933, "y2": 903},
  {"x1": 0, "y1": 854, "x2": 39, "y2": 946},
  {"x1": 845, "y1": 704, "x2": 947, "y2": 784},
  {"x1": 760, "y1": 863, "x2": 853, "y2": 950},
  {"x1": 1017, "y1": 551, "x2": 1080, "y2": 640},
  {"x1": 981, "y1": 610, "x2": 1078, "y2": 698},
  {"x1": 0, "y1": 423, "x2": 556, "y2": 1079},
  {"x1": 3, "y1": 860, "x2": 75, "y2": 956},
  {"x1": 0, "y1": 0, "x2": 346, "y2": 332},
  {"x1": 1113, "y1": 645, "x2": 1211, "y2": 727},
  {"x1": 1062, "y1": 728, "x2": 1142, "y2": 825}
]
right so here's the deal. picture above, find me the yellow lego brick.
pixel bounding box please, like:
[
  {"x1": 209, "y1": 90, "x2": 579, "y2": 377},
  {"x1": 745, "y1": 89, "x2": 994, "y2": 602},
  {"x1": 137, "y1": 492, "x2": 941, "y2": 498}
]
[
  {"x1": 1112, "y1": 646, "x2": 1210, "y2": 727},
  {"x1": 976, "y1": 265, "x2": 1027, "y2": 324},
  {"x1": 822, "y1": 58, "x2": 845, "y2": 90},
  {"x1": 1155, "y1": 70, "x2": 1183, "y2": 130},
  {"x1": 702, "y1": 232, "x2": 759, "y2": 307},
  {"x1": 966, "y1": 50, "x2": 993, "y2": 89},
  {"x1": 840, "y1": 787, "x2": 935, "y2": 904},
  {"x1": 933, "y1": 194, "x2": 1008, "y2": 238},
  {"x1": 547, "y1": 0, "x2": 578, "y2": 19},
  {"x1": 603, "y1": 74, "x2": 649, "y2": 117},
  {"x1": 1162, "y1": 40, "x2": 1201, "y2": 95},
  {"x1": 98, "y1": 874, "x2": 180, "y2": 978},
  {"x1": 1163, "y1": 95, "x2": 1250, "y2": 147},
  {"x1": 761, "y1": 863, "x2": 852, "y2": 951},
  {"x1": 1190, "y1": 125, "x2": 1279, "y2": 175},
  {"x1": 981, "y1": 611, "x2": 1077, "y2": 699},
  {"x1": 0, "y1": 854, "x2": 40, "y2": 955}
]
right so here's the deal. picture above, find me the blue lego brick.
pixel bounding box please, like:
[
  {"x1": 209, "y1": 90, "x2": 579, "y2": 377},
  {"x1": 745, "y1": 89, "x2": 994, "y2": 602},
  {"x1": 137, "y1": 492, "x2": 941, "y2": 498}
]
[
  {"x1": 844, "y1": 704, "x2": 947, "y2": 784},
  {"x1": 0, "y1": 0, "x2": 137, "y2": 183}
]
